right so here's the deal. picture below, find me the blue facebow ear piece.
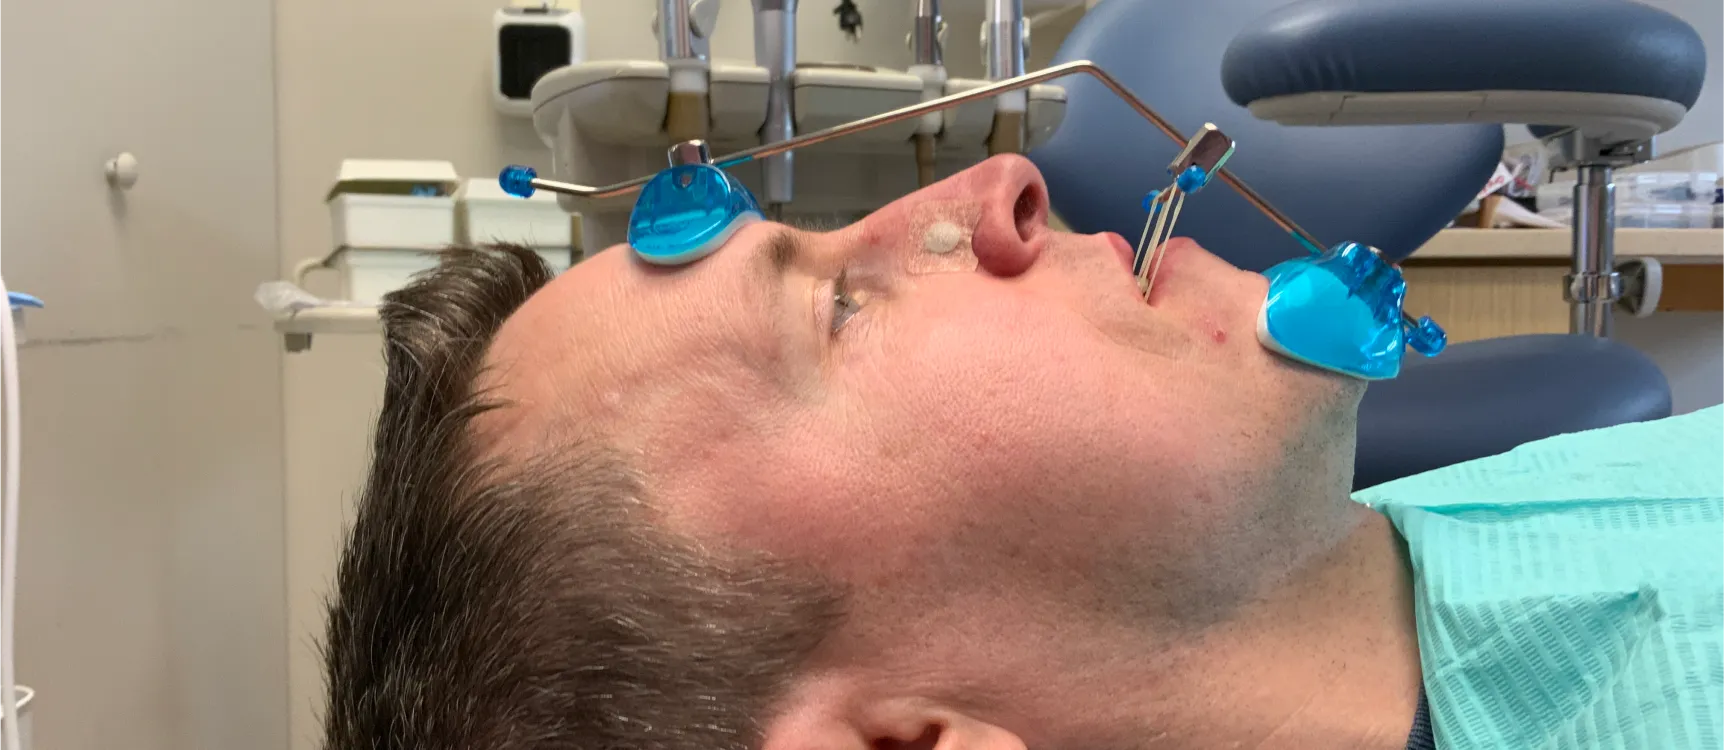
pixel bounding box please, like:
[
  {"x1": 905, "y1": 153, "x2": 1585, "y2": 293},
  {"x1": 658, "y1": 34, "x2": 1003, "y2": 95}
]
[
  {"x1": 1256, "y1": 242, "x2": 1446, "y2": 381},
  {"x1": 498, "y1": 141, "x2": 763, "y2": 268},
  {"x1": 628, "y1": 163, "x2": 764, "y2": 266}
]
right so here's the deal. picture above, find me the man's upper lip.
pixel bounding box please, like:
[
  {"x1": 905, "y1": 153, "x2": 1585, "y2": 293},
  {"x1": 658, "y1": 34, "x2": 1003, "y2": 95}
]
[{"x1": 1103, "y1": 232, "x2": 1135, "y2": 274}]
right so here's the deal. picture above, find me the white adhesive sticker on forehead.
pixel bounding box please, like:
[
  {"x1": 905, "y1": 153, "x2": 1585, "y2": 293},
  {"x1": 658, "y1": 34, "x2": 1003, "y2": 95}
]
[{"x1": 904, "y1": 201, "x2": 980, "y2": 274}]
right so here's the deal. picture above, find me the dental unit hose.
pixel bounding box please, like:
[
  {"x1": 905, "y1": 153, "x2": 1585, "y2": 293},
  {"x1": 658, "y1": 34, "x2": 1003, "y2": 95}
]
[
  {"x1": 984, "y1": 0, "x2": 1027, "y2": 155},
  {"x1": 752, "y1": 0, "x2": 798, "y2": 219},
  {"x1": 660, "y1": 0, "x2": 712, "y2": 142},
  {"x1": 0, "y1": 269, "x2": 23, "y2": 750},
  {"x1": 910, "y1": 0, "x2": 946, "y2": 187}
]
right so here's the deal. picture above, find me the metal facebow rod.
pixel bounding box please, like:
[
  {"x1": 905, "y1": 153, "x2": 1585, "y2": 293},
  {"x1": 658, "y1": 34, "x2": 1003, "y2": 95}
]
[{"x1": 515, "y1": 59, "x2": 1421, "y2": 331}]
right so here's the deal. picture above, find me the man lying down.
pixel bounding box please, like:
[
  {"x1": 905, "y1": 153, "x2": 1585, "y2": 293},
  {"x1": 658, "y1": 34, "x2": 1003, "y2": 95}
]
[{"x1": 322, "y1": 156, "x2": 1723, "y2": 750}]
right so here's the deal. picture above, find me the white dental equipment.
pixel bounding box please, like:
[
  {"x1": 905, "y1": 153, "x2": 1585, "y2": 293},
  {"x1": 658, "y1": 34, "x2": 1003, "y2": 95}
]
[
  {"x1": 529, "y1": 0, "x2": 1066, "y2": 254},
  {"x1": 654, "y1": 0, "x2": 721, "y2": 144},
  {"x1": 982, "y1": 0, "x2": 1028, "y2": 155},
  {"x1": 493, "y1": 4, "x2": 587, "y2": 117},
  {"x1": 751, "y1": 0, "x2": 797, "y2": 219},
  {"x1": 909, "y1": 0, "x2": 948, "y2": 187}
]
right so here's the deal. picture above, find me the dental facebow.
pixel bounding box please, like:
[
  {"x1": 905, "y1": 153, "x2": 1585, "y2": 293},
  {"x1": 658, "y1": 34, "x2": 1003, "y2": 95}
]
[{"x1": 496, "y1": 59, "x2": 1447, "y2": 381}]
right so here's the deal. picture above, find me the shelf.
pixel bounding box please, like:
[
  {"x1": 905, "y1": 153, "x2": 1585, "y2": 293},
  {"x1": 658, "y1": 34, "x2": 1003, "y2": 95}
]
[
  {"x1": 1414, "y1": 228, "x2": 1723, "y2": 264},
  {"x1": 274, "y1": 307, "x2": 380, "y2": 351}
]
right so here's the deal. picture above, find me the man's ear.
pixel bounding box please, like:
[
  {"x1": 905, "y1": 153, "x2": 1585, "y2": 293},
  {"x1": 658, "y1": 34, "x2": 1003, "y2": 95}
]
[
  {"x1": 866, "y1": 704, "x2": 1027, "y2": 750},
  {"x1": 762, "y1": 684, "x2": 1025, "y2": 750}
]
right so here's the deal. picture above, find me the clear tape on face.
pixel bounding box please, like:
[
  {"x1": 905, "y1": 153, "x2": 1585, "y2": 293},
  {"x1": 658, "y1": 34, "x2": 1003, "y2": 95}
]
[{"x1": 903, "y1": 201, "x2": 981, "y2": 275}]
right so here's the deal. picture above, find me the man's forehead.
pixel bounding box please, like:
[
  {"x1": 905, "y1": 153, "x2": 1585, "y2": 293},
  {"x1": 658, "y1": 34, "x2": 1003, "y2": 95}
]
[
  {"x1": 498, "y1": 224, "x2": 785, "y2": 348},
  {"x1": 481, "y1": 234, "x2": 791, "y2": 429},
  {"x1": 489, "y1": 247, "x2": 679, "y2": 392}
]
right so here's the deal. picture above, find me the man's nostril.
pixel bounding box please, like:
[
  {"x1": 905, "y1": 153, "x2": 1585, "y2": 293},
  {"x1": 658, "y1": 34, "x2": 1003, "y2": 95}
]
[{"x1": 1013, "y1": 183, "x2": 1045, "y2": 243}]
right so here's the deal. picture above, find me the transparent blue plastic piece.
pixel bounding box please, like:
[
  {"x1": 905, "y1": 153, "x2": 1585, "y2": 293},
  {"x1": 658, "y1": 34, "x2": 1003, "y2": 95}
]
[
  {"x1": 7, "y1": 293, "x2": 42, "y2": 310},
  {"x1": 628, "y1": 164, "x2": 764, "y2": 266},
  {"x1": 499, "y1": 165, "x2": 537, "y2": 198},
  {"x1": 1256, "y1": 241, "x2": 1423, "y2": 381},
  {"x1": 1175, "y1": 165, "x2": 1209, "y2": 193},
  {"x1": 1142, "y1": 190, "x2": 1162, "y2": 212},
  {"x1": 1407, "y1": 315, "x2": 1447, "y2": 356}
]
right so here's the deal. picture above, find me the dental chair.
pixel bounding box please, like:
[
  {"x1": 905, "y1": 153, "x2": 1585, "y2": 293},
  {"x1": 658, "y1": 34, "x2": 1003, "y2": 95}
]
[{"x1": 1031, "y1": 0, "x2": 1708, "y2": 489}]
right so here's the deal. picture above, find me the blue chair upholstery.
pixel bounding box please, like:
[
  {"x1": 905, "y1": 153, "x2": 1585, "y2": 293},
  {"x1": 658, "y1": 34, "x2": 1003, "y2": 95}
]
[
  {"x1": 1033, "y1": 0, "x2": 1504, "y2": 267},
  {"x1": 1221, "y1": 0, "x2": 1707, "y2": 112},
  {"x1": 1356, "y1": 335, "x2": 1671, "y2": 490},
  {"x1": 1031, "y1": 0, "x2": 1687, "y2": 488}
]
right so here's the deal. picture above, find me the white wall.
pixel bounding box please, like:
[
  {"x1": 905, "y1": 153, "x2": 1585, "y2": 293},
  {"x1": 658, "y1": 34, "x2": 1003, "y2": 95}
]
[{"x1": 3, "y1": 0, "x2": 288, "y2": 745}]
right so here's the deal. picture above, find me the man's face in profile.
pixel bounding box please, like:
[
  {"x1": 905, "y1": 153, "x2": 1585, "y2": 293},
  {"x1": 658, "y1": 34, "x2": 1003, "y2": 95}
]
[{"x1": 482, "y1": 154, "x2": 1360, "y2": 627}]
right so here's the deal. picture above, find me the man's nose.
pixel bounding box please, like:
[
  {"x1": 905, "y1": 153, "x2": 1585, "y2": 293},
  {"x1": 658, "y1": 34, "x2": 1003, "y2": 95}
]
[{"x1": 964, "y1": 154, "x2": 1050, "y2": 277}]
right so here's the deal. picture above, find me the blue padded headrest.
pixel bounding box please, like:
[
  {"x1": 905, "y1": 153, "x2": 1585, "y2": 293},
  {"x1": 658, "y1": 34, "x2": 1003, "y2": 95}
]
[
  {"x1": 1222, "y1": 0, "x2": 1707, "y2": 111},
  {"x1": 1031, "y1": 0, "x2": 1502, "y2": 268},
  {"x1": 1355, "y1": 333, "x2": 1671, "y2": 489}
]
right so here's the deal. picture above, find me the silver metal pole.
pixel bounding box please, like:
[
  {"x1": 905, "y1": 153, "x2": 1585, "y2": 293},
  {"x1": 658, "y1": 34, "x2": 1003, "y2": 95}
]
[
  {"x1": 658, "y1": 0, "x2": 695, "y2": 61},
  {"x1": 984, "y1": 0, "x2": 1025, "y2": 81},
  {"x1": 1567, "y1": 165, "x2": 1619, "y2": 336},
  {"x1": 913, "y1": 0, "x2": 943, "y2": 66},
  {"x1": 751, "y1": 0, "x2": 798, "y2": 216},
  {"x1": 983, "y1": 0, "x2": 1026, "y2": 153}
]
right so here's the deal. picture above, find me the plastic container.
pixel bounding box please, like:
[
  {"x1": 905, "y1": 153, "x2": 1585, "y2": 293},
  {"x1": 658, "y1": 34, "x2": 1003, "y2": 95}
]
[
  {"x1": 458, "y1": 178, "x2": 577, "y2": 248},
  {"x1": 1642, "y1": 141, "x2": 1724, "y2": 178},
  {"x1": 1538, "y1": 202, "x2": 1718, "y2": 229},
  {"x1": 1616, "y1": 203, "x2": 1716, "y2": 229},
  {"x1": 326, "y1": 160, "x2": 460, "y2": 249},
  {"x1": 306, "y1": 161, "x2": 583, "y2": 305},
  {"x1": 1538, "y1": 172, "x2": 1718, "y2": 210}
]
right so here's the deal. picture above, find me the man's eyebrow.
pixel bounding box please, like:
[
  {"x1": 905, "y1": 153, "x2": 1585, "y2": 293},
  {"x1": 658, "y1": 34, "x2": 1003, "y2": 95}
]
[
  {"x1": 759, "y1": 215, "x2": 840, "y2": 280},
  {"x1": 763, "y1": 227, "x2": 800, "y2": 277},
  {"x1": 750, "y1": 227, "x2": 818, "y2": 352}
]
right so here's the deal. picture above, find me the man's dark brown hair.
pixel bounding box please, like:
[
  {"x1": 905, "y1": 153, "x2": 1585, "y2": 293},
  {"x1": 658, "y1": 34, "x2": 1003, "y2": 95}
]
[{"x1": 321, "y1": 245, "x2": 845, "y2": 750}]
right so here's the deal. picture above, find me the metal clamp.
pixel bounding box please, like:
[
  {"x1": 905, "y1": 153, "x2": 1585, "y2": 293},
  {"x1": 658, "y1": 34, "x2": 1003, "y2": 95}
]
[
  {"x1": 1543, "y1": 128, "x2": 1656, "y2": 172},
  {"x1": 668, "y1": 139, "x2": 714, "y2": 166},
  {"x1": 1563, "y1": 271, "x2": 1624, "y2": 304}
]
